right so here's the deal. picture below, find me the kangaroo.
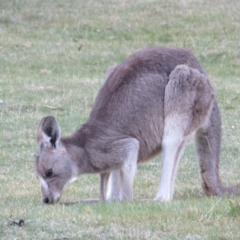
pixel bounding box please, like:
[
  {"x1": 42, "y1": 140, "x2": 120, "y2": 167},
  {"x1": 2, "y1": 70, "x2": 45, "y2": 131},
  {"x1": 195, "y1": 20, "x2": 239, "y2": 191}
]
[{"x1": 36, "y1": 46, "x2": 240, "y2": 204}]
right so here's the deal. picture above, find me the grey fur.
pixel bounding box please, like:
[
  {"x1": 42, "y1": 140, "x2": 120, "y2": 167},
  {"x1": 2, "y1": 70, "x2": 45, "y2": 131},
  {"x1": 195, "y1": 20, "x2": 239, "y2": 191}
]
[{"x1": 36, "y1": 46, "x2": 240, "y2": 204}]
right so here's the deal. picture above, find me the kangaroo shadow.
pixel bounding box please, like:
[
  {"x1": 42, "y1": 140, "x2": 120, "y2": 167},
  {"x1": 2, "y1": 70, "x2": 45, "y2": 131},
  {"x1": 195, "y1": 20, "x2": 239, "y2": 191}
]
[
  {"x1": 60, "y1": 198, "x2": 167, "y2": 206},
  {"x1": 59, "y1": 193, "x2": 206, "y2": 206},
  {"x1": 60, "y1": 198, "x2": 100, "y2": 206}
]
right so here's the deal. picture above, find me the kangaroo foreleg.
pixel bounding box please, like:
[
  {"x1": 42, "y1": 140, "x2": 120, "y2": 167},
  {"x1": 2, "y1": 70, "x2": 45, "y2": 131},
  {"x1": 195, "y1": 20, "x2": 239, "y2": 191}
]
[
  {"x1": 106, "y1": 138, "x2": 139, "y2": 201},
  {"x1": 100, "y1": 172, "x2": 110, "y2": 201}
]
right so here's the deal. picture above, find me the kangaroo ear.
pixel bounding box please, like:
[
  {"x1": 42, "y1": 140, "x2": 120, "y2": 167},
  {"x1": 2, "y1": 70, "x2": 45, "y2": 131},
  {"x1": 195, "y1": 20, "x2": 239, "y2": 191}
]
[{"x1": 37, "y1": 116, "x2": 61, "y2": 148}]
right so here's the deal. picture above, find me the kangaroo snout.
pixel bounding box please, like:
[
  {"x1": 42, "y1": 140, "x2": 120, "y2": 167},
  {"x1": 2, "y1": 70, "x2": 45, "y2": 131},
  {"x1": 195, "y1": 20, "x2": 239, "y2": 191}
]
[
  {"x1": 42, "y1": 193, "x2": 61, "y2": 204},
  {"x1": 43, "y1": 197, "x2": 50, "y2": 204},
  {"x1": 40, "y1": 183, "x2": 62, "y2": 204}
]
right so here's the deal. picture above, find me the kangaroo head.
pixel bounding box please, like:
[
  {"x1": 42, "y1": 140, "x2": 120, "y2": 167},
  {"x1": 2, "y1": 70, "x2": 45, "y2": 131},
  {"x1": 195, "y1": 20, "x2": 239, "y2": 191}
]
[{"x1": 36, "y1": 116, "x2": 74, "y2": 204}]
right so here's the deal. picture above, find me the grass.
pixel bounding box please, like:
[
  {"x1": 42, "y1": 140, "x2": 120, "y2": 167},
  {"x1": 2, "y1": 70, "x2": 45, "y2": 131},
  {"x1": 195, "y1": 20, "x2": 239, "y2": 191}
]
[{"x1": 1, "y1": 0, "x2": 240, "y2": 239}]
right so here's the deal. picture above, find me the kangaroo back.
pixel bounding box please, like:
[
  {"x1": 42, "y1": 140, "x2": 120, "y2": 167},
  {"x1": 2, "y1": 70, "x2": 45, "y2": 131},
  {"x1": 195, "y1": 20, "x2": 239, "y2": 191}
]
[{"x1": 88, "y1": 47, "x2": 207, "y2": 161}]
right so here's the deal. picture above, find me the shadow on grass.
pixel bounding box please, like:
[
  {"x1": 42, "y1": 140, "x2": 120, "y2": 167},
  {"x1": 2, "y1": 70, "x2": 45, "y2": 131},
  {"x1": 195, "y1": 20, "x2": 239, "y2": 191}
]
[
  {"x1": 59, "y1": 189, "x2": 214, "y2": 206},
  {"x1": 60, "y1": 198, "x2": 171, "y2": 206},
  {"x1": 60, "y1": 199, "x2": 100, "y2": 206}
]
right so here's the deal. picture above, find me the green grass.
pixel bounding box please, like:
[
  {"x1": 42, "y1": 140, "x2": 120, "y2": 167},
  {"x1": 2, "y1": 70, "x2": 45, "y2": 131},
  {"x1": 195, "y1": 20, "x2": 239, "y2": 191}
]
[{"x1": 1, "y1": 0, "x2": 240, "y2": 239}]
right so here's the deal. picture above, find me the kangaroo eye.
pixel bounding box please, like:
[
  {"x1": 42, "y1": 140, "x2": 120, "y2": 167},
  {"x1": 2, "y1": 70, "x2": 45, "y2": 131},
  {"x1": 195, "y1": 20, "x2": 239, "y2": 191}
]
[{"x1": 45, "y1": 169, "x2": 53, "y2": 178}]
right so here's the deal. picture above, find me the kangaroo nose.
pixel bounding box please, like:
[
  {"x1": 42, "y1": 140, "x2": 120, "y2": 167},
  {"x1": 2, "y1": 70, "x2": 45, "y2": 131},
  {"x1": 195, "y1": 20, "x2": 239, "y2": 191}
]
[{"x1": 43, "y1": 197, "x2": 49, "y2": 204}]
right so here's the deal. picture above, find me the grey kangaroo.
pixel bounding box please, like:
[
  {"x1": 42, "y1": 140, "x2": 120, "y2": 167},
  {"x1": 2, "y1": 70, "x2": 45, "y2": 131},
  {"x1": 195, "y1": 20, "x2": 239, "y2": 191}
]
[{"x1": 36, "y1": 46, "x2": 240, "y2": 204}]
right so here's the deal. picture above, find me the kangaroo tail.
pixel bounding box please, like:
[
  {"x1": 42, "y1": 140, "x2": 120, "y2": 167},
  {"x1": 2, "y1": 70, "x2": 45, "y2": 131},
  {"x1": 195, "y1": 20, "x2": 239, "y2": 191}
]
[{"x1": 195, "y1": 101, "x2": 240, "y2": 196}]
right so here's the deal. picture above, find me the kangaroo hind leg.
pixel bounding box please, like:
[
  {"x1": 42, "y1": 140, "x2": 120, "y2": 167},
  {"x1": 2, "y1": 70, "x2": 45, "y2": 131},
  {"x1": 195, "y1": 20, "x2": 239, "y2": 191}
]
[
  {"x1": 154, "y1": 121, "x2": 187, "y2": 201},
  {"x1": 155, "y1": 65, "x2": 215, "y2": 201}
]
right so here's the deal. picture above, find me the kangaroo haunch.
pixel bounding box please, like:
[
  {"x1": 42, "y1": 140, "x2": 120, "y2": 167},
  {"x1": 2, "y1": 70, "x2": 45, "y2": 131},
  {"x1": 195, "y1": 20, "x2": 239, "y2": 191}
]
[{"x1": 35, "y1": 46, "x2": 240, "y2": 204}]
